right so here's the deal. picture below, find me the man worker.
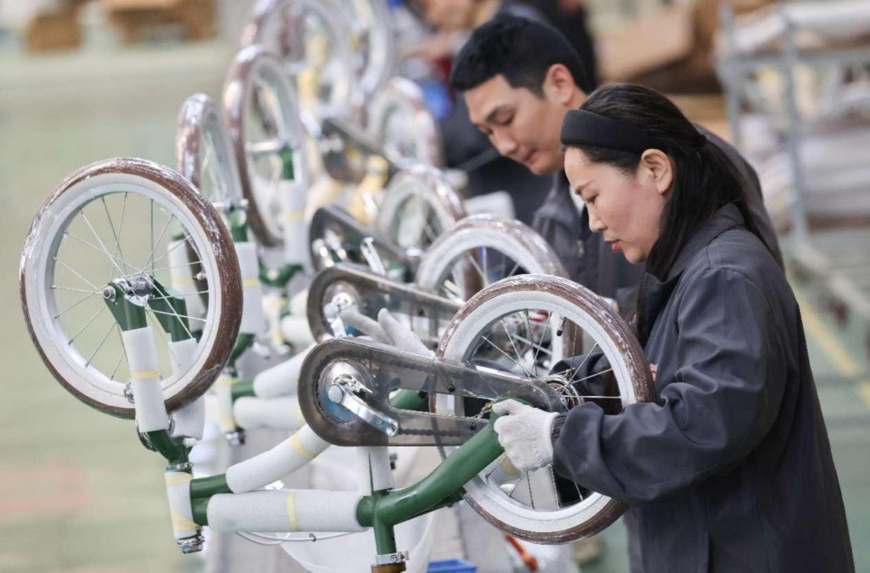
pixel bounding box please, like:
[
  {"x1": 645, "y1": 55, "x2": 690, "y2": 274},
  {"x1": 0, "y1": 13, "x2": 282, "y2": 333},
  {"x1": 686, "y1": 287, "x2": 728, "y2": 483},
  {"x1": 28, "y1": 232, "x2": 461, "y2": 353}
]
[{"x1": 448, "y1": 16, "x2": 782, "y2": 310}]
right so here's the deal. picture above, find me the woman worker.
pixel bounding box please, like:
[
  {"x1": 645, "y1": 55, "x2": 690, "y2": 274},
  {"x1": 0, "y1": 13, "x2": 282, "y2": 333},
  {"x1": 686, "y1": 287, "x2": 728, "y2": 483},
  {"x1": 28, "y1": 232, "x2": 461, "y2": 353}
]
[{"x1": 492, "y1": 84, "x2": 854, "y2": 572}]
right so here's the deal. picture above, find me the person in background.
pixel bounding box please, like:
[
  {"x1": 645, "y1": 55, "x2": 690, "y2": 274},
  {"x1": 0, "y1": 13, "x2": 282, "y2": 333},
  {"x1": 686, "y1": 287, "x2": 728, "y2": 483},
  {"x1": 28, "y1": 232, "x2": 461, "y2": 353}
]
[
  {"x1": 407, "y1": 0, "x2": 555, "y2": 223},
  {"x1": 492, "y1": 83, "x2": 854, "y2": 572},
  {"x1": 448, "y1": 16, "x2": 782, "y2": 312}
]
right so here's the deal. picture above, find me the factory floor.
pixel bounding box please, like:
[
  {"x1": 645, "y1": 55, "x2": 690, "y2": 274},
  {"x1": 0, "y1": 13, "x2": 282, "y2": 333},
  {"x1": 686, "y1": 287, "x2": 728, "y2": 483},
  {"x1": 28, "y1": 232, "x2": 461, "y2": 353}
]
[{"x1": 1, "y1": 39, "x2": 868, "y2": 573}]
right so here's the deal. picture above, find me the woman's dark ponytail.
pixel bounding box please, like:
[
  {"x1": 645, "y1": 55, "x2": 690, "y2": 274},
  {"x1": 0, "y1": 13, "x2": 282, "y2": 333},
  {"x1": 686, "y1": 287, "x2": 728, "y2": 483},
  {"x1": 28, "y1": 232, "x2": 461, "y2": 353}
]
[{"x1": 566, "y1": 84, "x2": 769, "y2": 341}]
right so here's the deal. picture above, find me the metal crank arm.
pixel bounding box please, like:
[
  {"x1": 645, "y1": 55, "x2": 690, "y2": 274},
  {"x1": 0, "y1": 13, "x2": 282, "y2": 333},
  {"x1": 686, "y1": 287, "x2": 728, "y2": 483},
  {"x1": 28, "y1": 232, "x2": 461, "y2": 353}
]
[
  {"x1": 298, "y1": 337, "x2": 564, "y2": 447},
  {"x1": 309, "y1": 205, "x2": 416, "y2": 272},
  {"x1": 306, "y1": 264, "x2": 462, "y2": 345}
]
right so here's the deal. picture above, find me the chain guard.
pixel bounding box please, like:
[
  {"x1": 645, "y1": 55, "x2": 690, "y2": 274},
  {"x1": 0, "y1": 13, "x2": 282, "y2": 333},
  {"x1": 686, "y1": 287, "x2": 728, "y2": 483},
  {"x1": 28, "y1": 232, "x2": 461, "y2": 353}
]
[
  {"x1": 308, "y1": 205, "x2": 415, "y2": 272},
  {"x1": 298, "y1": 337, "x2": 565, "y2": 447},
  {"x1": 306, "y1": 264, "x2": 462, "y2": 345}
]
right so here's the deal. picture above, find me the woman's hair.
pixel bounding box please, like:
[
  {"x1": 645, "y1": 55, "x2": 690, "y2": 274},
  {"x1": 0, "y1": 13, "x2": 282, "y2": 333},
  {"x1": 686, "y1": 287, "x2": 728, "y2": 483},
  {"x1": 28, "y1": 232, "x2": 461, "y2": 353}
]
[{"x1": 568, "y1": 84, "x2": 765, "y2": 282}]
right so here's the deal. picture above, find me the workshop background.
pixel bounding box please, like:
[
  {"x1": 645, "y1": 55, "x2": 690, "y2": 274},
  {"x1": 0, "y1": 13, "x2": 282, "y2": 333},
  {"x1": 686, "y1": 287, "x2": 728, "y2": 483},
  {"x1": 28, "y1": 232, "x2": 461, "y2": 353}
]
[{"x1": 1, "y1": 0, "x2": 869, "y2": 572}]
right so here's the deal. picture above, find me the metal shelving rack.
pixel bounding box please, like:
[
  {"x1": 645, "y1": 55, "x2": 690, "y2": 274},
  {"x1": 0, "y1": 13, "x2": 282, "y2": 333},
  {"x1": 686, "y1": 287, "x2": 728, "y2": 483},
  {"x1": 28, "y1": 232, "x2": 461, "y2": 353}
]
[{"x1": 717, "y1": 1, "x2": 870, "y2": 355}]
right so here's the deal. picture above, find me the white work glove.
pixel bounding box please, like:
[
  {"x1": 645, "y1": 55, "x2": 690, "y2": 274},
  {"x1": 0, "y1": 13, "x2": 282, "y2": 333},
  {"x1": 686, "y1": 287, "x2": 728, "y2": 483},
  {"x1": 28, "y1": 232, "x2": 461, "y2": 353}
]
[
  {"x1": 341, "y1": 308, "x2": 433, "y2": 357},
  {"x1": 492, "y1": 400, "x2": 559, "y2": 474}
]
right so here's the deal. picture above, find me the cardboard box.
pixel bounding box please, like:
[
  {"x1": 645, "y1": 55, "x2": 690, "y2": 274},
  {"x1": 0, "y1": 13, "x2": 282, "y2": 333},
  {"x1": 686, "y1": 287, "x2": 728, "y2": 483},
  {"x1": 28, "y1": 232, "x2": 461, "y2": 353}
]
[
  {"x1": 25, "y1": 7, "x2": 82, "y2": 53},
  {"x1": 597, "y1": 4, "x2": 694, "y2": 83}
]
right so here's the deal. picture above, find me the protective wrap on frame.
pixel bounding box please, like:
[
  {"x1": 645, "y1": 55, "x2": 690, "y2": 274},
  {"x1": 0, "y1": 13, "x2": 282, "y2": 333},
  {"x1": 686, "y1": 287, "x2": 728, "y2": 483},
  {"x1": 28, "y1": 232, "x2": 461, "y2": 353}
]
[
  {"x1": 171, "y1": 396, "x2": 205, "y2": 440},
  {"x1": 121, "y1": 326, "x2": 169, "y2": 433},
  {"x1": 357, "y1": 446, "x2": 393, "y2": 494},
  {"x1": 252, "y1": 343, "x2": 313, "y2": 398},
  {"x1": 165, "y1": 470, "x2": 198, "y2": 539},
  {"x1": 215, "y1": 373, "x2": 239, "y2": 434},
  {"x1": 225, "y1": 425, "x2": 329, "y2": 493},
  {"x1": 280, "y1": 315, "x2": 315, "y2": 348},
  {"x1": 279, "y1": 180, "x2": 311, "y2": 269},
  {"x1": 235, "y1": 242, "x2": 267, "y2": 335},
  {"x1": 167, "y1": 239, "x2": 207, "y2": 329},
  {"x1": 207, "y1": 489, "x2": 365, "y2": 533},
  {"x1": 233, "y1": 395, "x2": 305, "y2": 431},
  {"x1": 167, "y1": 338, "x2": 204, "y2": 439}
]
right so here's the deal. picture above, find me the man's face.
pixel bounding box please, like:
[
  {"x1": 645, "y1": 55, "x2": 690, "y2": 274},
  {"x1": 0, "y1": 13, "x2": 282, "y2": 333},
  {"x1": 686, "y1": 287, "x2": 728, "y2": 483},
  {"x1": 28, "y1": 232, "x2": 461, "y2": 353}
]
[{"x1": 465, "y1": 74, "x2": 570, "y2": 176}]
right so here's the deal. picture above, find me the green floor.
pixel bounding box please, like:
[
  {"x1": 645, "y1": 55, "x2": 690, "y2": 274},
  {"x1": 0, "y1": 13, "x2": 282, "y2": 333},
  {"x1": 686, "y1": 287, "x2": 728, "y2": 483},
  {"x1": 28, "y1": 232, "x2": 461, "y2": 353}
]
[{"x1": 1, "y1": 42, "x2": 868, "y2": 573}]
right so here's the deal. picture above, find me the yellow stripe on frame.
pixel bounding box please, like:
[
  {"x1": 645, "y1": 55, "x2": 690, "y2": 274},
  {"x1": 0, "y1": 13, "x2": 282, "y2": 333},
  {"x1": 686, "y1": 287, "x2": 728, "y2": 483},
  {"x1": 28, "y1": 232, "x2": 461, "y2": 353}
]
[
  {"x1": 284, "y1": 211, "x2": 305, "y2": 223},
  {"x1": 287, "y1": 491, "x2": 300, "y2": 531},
  {"x1": 131, "y1": 371, "x2": 160, "y2": 379},
  {"x1": 290, "y1": 434, "x2": 316, "y2": 460},
  {"x1": 165, "y1": 473, "x2": 193, "y2": 486},
  {"x1": 170, "y1": 509, "x2": 199, "y2": 532},
  {"x1": 242, "y1": 277, "x2": 260, "y2": 287}
]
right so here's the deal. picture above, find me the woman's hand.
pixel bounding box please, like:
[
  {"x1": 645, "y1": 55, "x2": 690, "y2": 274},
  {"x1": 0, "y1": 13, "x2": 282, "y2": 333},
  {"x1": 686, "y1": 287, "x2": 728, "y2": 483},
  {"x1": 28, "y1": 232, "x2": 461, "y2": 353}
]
[{"x1": 493, "y1": 400, "x2": 559, "y2": 473}]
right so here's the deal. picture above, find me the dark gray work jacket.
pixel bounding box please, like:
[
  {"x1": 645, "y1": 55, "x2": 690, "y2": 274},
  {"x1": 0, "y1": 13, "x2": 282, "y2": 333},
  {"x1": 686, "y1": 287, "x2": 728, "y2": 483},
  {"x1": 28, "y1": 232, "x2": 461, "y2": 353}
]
[
  {"x1": 531, "y1": 128, "x2": 784, "y2": 310},
  {"x1": 550, "y1": 204, "x2": 853, "y2": 572}
]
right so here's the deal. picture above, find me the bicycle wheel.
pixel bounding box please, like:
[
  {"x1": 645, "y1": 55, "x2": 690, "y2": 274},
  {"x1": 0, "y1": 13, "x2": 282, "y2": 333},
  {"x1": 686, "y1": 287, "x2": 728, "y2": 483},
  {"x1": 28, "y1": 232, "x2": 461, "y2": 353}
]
[
  {"x1": 374, "y1": 165, "x2": 465, "y2": 253},
  {"x1": 20, "y1": 158, "x2": 242, "y2": 418},
  {"x1": 415, "y1": 215, "x2": 566, "y2": 302},
  {"x1": 367, "y1": 77, "x2": 442, "y2": 166},
  {"x1": 435, "y1": 275, "x2": 655, "y2": 543},
  {"x1": 224, "y1": 45, "x2": 310, "y2": 256},
  {"x1": 242, "y1": 0, "x2": 357, "y2": 119},
  {"x1": 340, "y1": 0, "x2": 395, "y2": 101},
  {"x1": 177, "y1": 93, "x2": 245, "y2": 215}
]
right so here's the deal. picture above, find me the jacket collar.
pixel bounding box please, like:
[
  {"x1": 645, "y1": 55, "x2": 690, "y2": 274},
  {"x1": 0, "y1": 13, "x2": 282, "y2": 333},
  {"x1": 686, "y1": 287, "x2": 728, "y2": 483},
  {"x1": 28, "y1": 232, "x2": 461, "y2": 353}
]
[
  {"x1": 663, "y1": 203, "x2": 745, "y2": 282},
  {"x1": 636, "y1": 203, "x2": 745, "y2": 343}
]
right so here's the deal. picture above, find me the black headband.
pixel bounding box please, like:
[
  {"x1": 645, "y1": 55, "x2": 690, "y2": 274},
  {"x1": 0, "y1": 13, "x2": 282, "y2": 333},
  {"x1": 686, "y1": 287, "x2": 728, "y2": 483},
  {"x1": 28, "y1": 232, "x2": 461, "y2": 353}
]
[{"x1": 560, "y1": 109, "x2": 664, "y2": 155}]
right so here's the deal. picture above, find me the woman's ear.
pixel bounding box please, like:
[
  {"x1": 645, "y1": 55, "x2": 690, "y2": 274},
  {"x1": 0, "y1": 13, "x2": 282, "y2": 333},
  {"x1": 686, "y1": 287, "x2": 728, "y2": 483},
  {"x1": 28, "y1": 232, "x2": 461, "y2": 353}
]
[{"x1": 639, "y1": 149, "x2": 674, "y2": 197}]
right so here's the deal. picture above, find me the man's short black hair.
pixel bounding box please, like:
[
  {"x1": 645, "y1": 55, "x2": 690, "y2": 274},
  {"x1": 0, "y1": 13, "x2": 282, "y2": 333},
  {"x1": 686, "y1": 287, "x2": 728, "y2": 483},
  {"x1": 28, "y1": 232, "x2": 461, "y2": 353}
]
[{"x1": 449, "y1": 15, "x2": 590, "y2": 96}]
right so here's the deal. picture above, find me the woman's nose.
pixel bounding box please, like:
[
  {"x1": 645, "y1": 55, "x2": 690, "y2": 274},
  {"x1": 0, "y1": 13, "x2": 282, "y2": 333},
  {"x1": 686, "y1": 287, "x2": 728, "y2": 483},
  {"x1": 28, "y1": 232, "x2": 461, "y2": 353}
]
[{"x1": 588, "y1": 209, "x2": 606, "y2": 233}]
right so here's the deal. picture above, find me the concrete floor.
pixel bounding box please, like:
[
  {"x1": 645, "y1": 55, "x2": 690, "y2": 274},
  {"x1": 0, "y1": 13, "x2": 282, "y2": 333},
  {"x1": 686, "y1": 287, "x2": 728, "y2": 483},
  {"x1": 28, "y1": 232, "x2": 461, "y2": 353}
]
[{"x1": 1, "y1": 38, "x2": 868, "y2": 573}]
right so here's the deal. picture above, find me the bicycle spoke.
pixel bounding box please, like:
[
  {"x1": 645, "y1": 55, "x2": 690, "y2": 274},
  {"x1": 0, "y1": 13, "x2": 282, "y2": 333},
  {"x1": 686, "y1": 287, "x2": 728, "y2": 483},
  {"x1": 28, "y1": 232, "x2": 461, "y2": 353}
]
[
  {"x1": 150, "y1": 201, "x2": 154, "y2": 276},
  {"x1": 500, "y1": 318, "x2": 532, "y2": 379},
  {"x1": 571, "y1": 368, "x2": 614, "y2": 386},
  {"x1": 53, "y1": 257, "x2": 100, "y2": 292},
  {"x1": 85, "y1": 322, "x2": 117, "y2": 368},
  {"x1": 149, "y1": 232, "x2": 192, "y2": 270},
  {"x1": 66, "y1": 220, "x2": 130, "y2": 279},
  {"x1": 80, "y1": 210, "x2": 131, "y2": 276},
  {"x1": 102, "y1": 195, "x2": 130, "y2": 282},
  {"x1": 54, "y1": 290, "x2": 99, "y2": 319},
  {"x1": 146, "y1": 307, "x2": 207, "y2": 324},
  {"x1": 145, "y1": 311, "x2": 180, "y2": 374},
  {"x1": 464, "y1": 252, "x2": 487, "y2": 285},
  {"x1": 141, "y1": 204, "x2": 175, "y2": 275},
  {"x1": 150, "y1": 290, "x2": 210, "y2": 300},
  {"x1": 481, "y1": 334, "x2": 530, "y2": 374},
  {"x1": 68, "y1": 304, "x2": 107, "y2": 345},
  {"x1": 148, "y1": 260, "x2": 203, "y2": 274},
  {"x1": 109, "y1": 335, "x2": 127, "y2": 381},
  {"x1": 508, "y1": 331, "x2": 553, "y2": 358},
  {"x1": 481, "y1": 247, "x2": 489, "y2": 287},
  {"x1": 52, "y1": 285, "x2": 100, "y2": 295},
  {"x1": 531, "y1": 313, "x2": 552, "y2": 369},
  {"x1": 562, "y1": 341, "x2": 599, "y2": 383}
]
